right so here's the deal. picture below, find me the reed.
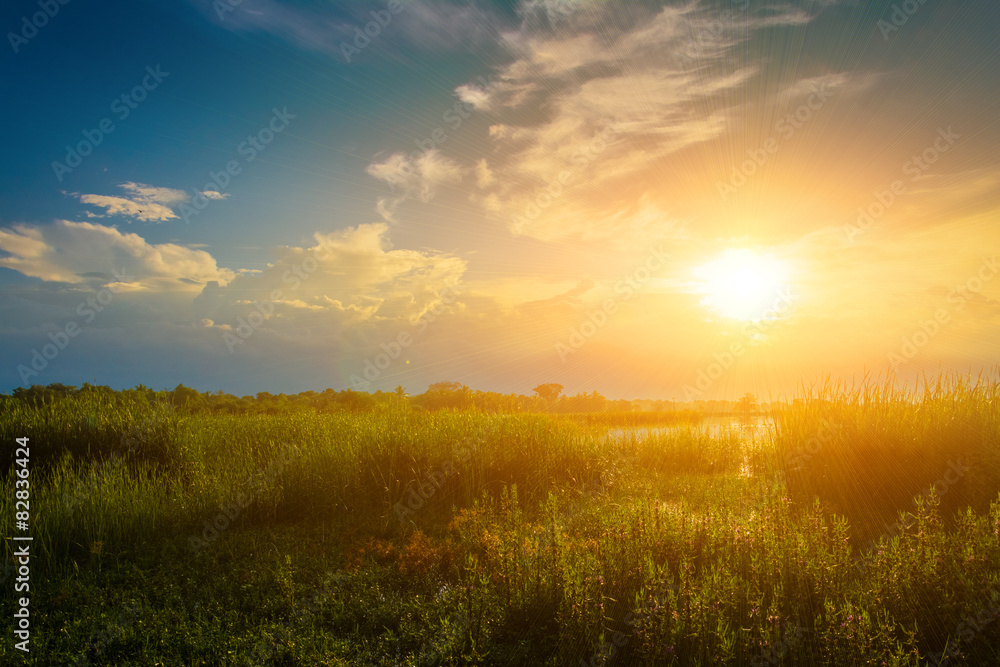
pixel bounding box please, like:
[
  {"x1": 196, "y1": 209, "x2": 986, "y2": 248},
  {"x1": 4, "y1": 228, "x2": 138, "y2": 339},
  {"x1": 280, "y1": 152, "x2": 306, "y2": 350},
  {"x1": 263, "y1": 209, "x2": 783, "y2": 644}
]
[{"x1": 1, "y1": 374, "x2": 998, "y2": 664}]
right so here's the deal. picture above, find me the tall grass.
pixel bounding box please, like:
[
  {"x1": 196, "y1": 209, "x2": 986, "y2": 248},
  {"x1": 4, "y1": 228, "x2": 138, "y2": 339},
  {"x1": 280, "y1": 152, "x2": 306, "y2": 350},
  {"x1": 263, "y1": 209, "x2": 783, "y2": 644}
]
[
  {"x1": 2, "y1": 374, "x2": 999, "y2": 664},
  {"x1": 0, "y1": 391, "x2": 181, "y2": 471},
  {"x1": 772, "y1": 373, "x2": 1000, "y2": 545}
]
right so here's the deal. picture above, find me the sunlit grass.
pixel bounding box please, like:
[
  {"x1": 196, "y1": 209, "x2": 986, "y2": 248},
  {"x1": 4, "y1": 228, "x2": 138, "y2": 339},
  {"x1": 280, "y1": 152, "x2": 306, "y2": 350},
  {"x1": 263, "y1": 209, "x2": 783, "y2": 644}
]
[{"x1": 1, "y1": 374, "x2": 998, "y2": 664}]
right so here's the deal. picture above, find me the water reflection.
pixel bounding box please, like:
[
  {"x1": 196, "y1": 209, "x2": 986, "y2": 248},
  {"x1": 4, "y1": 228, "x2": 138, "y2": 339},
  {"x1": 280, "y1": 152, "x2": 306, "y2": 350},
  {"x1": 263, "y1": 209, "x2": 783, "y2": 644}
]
[{"x1": 605, "y1": 415, "x2": 775, "y2": 440}]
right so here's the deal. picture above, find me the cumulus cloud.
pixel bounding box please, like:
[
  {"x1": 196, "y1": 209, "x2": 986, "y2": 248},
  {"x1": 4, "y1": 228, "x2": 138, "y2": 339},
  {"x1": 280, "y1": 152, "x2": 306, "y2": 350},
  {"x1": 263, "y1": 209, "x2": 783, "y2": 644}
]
[
  {"x1": 367, "y1": 150, "x2": 464, "y2": 201},
  {"x1": 366, "y1": 149, "x2": 465, "y2": 221},
  {"x1": 475, "y1": 159, "x2": 495, "y2": 189},
  {"x1": 0, "y1": 220, "x2": 235, "y2": 289},
  {"x1": 193, "y1": 222, "x2": 467, "y2": 332},
  {"x1": 75, "y1": 182, "x2": 226, "y2": 222}
]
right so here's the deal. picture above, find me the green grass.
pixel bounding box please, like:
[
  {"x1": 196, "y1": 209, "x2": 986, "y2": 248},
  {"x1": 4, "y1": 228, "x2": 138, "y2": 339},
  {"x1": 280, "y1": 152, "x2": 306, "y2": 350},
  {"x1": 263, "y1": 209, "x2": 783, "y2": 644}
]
[{"x1": 1, "y1": 374, "x2": 999, "y2": 664}]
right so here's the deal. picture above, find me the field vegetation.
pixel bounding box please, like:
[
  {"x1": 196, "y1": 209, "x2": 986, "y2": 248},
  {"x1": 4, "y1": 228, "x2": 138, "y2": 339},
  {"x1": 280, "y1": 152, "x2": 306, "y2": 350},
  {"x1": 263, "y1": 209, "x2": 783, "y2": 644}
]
[{"x1": 0, "y1": 374, "x2": 998, "y2": 665}]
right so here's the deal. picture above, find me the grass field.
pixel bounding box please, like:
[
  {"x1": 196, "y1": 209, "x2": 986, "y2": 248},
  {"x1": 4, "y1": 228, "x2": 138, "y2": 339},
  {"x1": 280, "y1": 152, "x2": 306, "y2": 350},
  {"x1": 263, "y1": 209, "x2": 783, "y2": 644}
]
[{"x1": 1, "y1": 375, "x2": 999, "y2": 665}]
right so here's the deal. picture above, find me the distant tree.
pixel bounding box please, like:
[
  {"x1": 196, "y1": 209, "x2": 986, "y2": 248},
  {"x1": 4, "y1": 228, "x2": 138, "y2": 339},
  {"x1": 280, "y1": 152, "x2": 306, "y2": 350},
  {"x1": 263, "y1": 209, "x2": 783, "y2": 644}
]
[
  {"x1": 427, "y1": 381, "x2": 465, "y2": 393},
  {"x1": 416, "y1": 382, "x2": 470, "y2": 411},
  {"x1": 611, "y1": 399, "x2": 634, "y2": 412},
  {"x1": 532, "y1": 383, "x2": 564, "y2": 403},
  {"x1": 336, "y1": 390, "x2": 376, "y2": 412},
  {"x1": 131, "y1": 384, "x2": 155, "y2": 402},
  {"x1": 559, "y1": 390, "x2": 607, "y2": 413},
  {"x1": 13, "y1": 384, "x2": 77, "y2": 406},
  {"x1": 736, "y1": 392, "x2": 758, "y2": 425},
  {"x1": 171, "y1": 384, "x2": 202, "y2": 409}
]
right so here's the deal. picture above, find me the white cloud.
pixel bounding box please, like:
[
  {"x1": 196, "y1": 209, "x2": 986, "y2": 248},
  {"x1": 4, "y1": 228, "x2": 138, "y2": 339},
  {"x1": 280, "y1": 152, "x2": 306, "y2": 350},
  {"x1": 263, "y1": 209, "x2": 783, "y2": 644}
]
[
  {"x1": 193, "y1": 222, "x2": 467, "y2": 329},
  {"x1": 475, "y1": 159, "x2": 495, "y2": 189},
  {"x1": 192, "y1": 0, "x2": 498, "y2": 58},
  {"x1": 366, "y1": 149, "x2": 464, "y2": 204},
  {"x1": 0, "y1": 220, "x2": 235, "y2": 289},
  {"x1": 75, "y1": 182, "x2": 226, "y2": 222},
  {"x1": 445, "y1": 2, "x2": 845, "y2": 243}
]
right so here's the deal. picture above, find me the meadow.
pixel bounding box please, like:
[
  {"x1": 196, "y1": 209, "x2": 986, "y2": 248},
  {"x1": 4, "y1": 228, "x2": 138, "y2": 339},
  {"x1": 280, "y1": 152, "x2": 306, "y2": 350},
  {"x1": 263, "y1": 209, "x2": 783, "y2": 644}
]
[{"x1": 1, "y1": 375, "x2": 999, "y2": 665}]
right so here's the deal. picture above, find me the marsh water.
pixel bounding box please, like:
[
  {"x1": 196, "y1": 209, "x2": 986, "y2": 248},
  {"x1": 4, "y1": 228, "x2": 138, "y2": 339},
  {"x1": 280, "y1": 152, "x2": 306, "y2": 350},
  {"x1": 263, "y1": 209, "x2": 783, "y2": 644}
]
[{"x1": 605, "y1": 414, "x2": 776, "y2": 440}]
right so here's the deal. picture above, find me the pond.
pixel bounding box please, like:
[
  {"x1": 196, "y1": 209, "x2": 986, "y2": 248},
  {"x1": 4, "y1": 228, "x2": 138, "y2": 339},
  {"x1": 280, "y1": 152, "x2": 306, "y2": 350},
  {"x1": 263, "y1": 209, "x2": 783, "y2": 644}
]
[{"x1": 605, "y1": 414, "x2": 776, "y2": 440}]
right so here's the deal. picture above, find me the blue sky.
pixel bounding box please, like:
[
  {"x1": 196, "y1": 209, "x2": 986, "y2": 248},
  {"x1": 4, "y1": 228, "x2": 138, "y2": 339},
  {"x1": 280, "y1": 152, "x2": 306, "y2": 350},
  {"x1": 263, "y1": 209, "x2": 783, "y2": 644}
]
[{"x1": 2, "y1": 0, "x2": 999, "y2": 398}]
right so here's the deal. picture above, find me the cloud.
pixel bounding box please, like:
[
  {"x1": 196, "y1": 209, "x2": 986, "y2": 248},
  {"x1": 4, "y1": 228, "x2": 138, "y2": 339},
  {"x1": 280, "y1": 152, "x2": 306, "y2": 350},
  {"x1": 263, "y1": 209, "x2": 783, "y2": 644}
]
[
  {"x1": 0, "y1": 217, "x2": 484, "y2": 392},
  {"x1": 366, "y1": 149, "x2": 465, "y2": 219},
  {"x1": 191, "y1": 0, "x2": 499, "y2": 59},
  {"x1": 74, "y1": 182, "x2": 226, "y2": 222},
  {"x1": 0, "y1": 220, "x2": 235, "y2": 289},
  {"x1": 193, "y1": 222, "x2": 467, "y2": 331},
  {"x1": 451, "y1": 1, "x2": 832, "y2": 243},
  {"x1": 775, "y1": 71, "x2": 880, "y2": 104},
  {"x1": 475, "y1": 159, "x2": 495, "y2": 189}
]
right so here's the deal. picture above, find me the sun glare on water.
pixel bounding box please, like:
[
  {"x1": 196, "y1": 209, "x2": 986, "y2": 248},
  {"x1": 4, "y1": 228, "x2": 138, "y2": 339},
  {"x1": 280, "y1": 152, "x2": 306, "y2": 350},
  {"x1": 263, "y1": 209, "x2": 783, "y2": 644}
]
[{"x1": 695, "y1": 249, "x2": 790, "y2": 320}]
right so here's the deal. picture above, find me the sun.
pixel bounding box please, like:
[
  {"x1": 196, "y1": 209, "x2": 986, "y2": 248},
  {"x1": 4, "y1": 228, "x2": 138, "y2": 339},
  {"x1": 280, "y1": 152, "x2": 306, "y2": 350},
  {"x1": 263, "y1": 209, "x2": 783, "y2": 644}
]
[{"x1": 694, "y1": 249, "x2": 790, "y2": 320}]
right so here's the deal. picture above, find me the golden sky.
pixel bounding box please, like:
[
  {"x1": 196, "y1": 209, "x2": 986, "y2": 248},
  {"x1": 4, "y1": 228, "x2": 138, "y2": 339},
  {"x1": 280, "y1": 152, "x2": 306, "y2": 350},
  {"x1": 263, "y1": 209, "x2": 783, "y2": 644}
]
[{"x1": 2, "y1": 0, "x2": 999, "y2": 398}]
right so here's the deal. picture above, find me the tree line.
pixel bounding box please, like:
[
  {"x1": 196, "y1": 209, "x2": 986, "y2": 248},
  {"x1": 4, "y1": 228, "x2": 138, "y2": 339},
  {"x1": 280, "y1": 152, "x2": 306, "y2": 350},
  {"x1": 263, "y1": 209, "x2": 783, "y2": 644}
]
[{"x1": 0, "y1": 382, "x2": 759, "y2": 416}]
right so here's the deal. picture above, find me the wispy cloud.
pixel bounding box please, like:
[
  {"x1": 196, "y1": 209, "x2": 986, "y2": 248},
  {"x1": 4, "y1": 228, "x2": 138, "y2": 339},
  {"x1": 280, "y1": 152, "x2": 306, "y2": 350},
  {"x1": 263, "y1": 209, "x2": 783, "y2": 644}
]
[
  {"x1": 366, "y1": 149, "x2": 465, "y2": 220},
  {"x1": 74, "y1": 182, "x2": 226, "y2": 223},
  {"x1": 188, "y1": 0, "x2": 499, "y2": 58},
  {"x1": 453, "y1": 2, "x2": 829, "y2": 243}
]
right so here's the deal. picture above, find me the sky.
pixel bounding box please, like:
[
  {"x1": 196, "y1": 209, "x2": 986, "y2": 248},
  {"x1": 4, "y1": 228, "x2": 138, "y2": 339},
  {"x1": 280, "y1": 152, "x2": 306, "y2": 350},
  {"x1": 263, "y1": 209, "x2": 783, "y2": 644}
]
[{"x1": 1, "y1": 0, "x2": 999, "y2": 400}]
